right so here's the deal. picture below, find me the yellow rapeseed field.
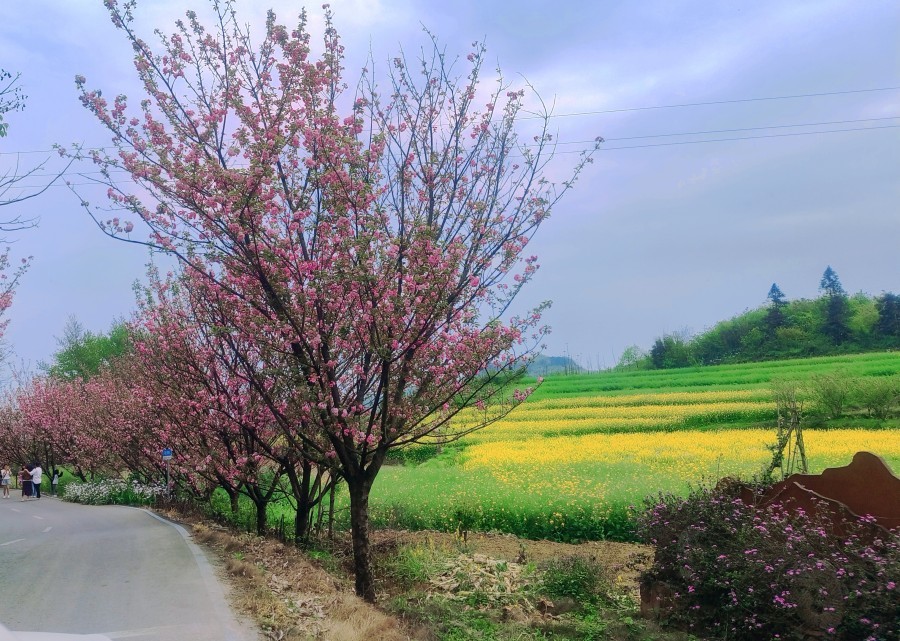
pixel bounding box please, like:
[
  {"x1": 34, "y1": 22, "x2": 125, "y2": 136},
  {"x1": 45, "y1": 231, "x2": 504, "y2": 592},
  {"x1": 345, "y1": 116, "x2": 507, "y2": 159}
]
[
  {"x1": 373, "y1": 358, "x2": 900, "y2": 539},
  {"x1": 461, "y1": 428, "x2": 900, "y2": 501}
]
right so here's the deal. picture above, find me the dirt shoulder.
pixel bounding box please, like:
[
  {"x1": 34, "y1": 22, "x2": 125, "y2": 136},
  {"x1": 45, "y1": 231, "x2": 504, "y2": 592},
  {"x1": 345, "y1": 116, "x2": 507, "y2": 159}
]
[{"x1": 157, "y1": 508, "x2": 653, "y2": 641}]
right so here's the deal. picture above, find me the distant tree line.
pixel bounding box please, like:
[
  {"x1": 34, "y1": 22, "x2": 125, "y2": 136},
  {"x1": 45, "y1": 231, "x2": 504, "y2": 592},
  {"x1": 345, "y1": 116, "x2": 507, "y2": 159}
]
[{"x1": 619, "y1": 267, "x2": 900, "y2": 370}]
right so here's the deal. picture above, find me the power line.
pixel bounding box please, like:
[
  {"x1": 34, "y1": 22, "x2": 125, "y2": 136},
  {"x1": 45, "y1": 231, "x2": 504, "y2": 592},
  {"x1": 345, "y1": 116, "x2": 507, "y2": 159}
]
[
  {"x1": 503, "y1": 124, "x2": 900, "y2": 157},
  {"x1": 519, "y1": 85, "x2": 900, "y2": 120},
  {"x1": 3, "y1": 85, "x2": 898, "y2": 158},
  {"x1": 12, "y1": 115, "x2": 900, "y2": 179},
  {"x1": 10, "y1": 123, "x2": 898, "y2": 188},
  {"x1": 554, "y1": 116, "x2": 900, "y2": 146},
  {"x1": 561, "y1": 123, "x2": 900, "y2": 154}
]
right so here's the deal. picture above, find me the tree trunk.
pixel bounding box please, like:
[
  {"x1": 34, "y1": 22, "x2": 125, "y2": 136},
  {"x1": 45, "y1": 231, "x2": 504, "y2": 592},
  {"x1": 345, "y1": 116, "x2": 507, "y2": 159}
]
[
  {"x1": 347, "y1": 476, "x2": 376, "y2": 602},
  {"x1": 328, "y1": 483, "x2": 336, "y2": 540},
  {"x1": 219, "y1": 483, "x2": 240, "y2": 515},
  {"x1": 246, "y1": 484, "x2": 269, "y2": 535},
  {"x1": 295, "y1": 460, "x2": 312, "y2": 542},
  {"x1": 255, "y1": 500, "x2": 267, "y2": 535},
  {"x1": 286, "y1": 461, "x2": 313, "y2": 544}
]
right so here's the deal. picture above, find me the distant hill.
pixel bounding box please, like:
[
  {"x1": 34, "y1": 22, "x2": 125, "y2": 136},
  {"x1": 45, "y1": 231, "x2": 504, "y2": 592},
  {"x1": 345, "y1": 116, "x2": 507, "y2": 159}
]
[
  {"x1": 527, "y1": 355, "x2": 583, "y2": 376},
  {"x1": 625, "y1": 269, "x2": 899, "y2": 370}
]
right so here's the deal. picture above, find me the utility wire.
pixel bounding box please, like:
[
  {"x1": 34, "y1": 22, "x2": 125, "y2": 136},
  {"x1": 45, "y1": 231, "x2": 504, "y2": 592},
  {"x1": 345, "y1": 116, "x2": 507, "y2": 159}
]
[
  {"x1": 518, "y1": 85, "x2": 900, "y2": 120},
  {"x1": 11, "y1": 116, "x2": 900, "y2": 178},
  {"x1": 554, "y1": 116, "x2": 900, "y2": 146},
  {"x1": 10, "y1": 123, "x2": 898, "y2": 188},
  {"x1": 3, "y1": 85, "x2": 898, "y2": 157},
  {"x1": 552, "y1": 124, "x2": 900, "y2": 155}
]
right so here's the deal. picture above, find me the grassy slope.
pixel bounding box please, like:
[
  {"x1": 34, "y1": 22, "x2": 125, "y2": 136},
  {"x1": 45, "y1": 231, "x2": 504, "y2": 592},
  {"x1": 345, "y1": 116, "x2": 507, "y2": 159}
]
[{"x1": 527, "y1": 351, "x2": 900, "y2": 398}]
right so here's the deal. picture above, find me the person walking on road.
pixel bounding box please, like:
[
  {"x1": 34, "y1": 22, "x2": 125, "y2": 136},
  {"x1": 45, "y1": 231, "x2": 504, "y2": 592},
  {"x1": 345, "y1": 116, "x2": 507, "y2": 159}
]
[
  {"x1": 20, "y1": 465, "x2": 32, "y2": 501},
  {"x1": 51, "y1": 469, "x2": 62, "y2": 496},
  {"x1": 1, "y1": 465, "x2": 10, "y2": 498},
  {"x1": 30, "y1": 462, "x2": 43, "y2": 499}
]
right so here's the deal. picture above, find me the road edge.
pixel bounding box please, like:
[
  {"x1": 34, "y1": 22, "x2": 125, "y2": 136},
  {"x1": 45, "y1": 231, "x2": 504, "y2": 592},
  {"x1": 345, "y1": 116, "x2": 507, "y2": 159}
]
[{"x1": 130, "y1": 508, "x2": 258, "y2": 641}]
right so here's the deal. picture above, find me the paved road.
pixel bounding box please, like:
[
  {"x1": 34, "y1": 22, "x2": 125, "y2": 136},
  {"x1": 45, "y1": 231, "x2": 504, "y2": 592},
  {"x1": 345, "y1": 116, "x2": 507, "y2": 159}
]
[{"x1": 0, "y1": 496, "x2": 259, "y2": 641}]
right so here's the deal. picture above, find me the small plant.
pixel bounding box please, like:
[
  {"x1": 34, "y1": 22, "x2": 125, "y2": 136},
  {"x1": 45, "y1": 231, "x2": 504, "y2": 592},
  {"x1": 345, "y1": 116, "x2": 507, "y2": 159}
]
[
  {"x1": 574, "y1": 606, "x2": 609, "y2": 640},
  {"x1": 385, "y1": 542, "x2": 448, "y2": 586},
  {"x1": 304, "y1": 546, "x2": 340, "y2": 574},
  {"x1": 539, "y1": 555, "x2": 605, "y2": 604}
]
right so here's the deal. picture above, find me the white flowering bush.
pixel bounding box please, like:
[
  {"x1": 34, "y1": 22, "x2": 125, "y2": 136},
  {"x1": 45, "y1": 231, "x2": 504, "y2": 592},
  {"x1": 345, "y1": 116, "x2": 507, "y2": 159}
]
[{"x1": 62, "y1": 478, "x2": 165, "y2": 506}]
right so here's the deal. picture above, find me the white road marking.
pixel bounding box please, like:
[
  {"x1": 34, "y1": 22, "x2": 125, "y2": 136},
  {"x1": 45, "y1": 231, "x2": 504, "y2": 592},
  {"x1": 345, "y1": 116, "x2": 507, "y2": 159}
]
[
  {"x1": 10, "y1": 507, "x2": 21, "y2": 513},
  {"x1": 0, "y1": 538, "x2": 25, "y2": 546},
  {"x1": 43, "y1": 526, "x2": 53, "y2": 533},
  {"x1": 32, "y1": 515, "x2": 45, "y2": 520}
]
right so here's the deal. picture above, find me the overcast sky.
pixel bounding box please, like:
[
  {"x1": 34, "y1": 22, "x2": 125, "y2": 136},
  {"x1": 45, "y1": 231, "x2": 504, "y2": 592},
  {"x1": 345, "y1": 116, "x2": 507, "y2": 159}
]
[{"x1": 1, "y1": 0, "x2": 898, "y2": 373}]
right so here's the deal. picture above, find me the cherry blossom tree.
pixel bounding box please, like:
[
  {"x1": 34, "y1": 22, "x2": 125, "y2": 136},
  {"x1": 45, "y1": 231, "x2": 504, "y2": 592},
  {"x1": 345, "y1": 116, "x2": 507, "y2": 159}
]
[
  {"x1": 0, "y1": 389, "x2": 34, "y2": 469},
  {"x1": 133, "y1": 270, "x2": 337, "y2": 536},
  {"x1": 0, "y1": 67, "x2": 41, "y2": 352},
  {"x1": 75, "y1": 1, "x2": 597, "y2": 600},
  {"x1": 4, "y1": 375, "x2": 108, "y2": 480},
  {"x1": 11, "y1": 371, "x2": 144, "y2": 481}
]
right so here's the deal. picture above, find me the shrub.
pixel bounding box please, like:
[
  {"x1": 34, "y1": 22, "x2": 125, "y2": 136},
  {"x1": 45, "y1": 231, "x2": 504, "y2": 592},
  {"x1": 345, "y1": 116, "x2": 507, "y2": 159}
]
[
  {"x1": 855, "y1": 375, "x2": 899, "y2": 420},
  {"x1": 809, "y1": 372, "x2": 852, "y2": 419},
  {"x1": 63, "y1": 478, "x2": 165, "y2": 506},
  {"x1": 540, "y1": 555, "x2": 605, "y2": 604},
  {"x1": 362, "y1": 499, "x2": 638, "y2": 544},
  {"x1": 638, "y1": 484, "x2": 899, "y2": 640}
]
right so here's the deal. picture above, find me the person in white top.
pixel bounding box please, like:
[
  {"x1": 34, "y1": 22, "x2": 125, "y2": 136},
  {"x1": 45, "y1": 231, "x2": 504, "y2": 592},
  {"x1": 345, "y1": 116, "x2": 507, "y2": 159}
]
[
  {"x1": 51, "y1": 469, "x2": 62, "y2": 496},
  {"x1": 30, "y1": 463, "x2": 42, "y2": 499},
  {"x1": 0, "y1": 465, "x2": 10, "y2": 498}
]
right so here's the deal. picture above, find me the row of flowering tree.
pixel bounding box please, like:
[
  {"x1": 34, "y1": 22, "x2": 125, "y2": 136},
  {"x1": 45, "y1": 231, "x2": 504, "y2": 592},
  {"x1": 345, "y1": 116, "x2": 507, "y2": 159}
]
[
  {"x1": 0, "y1": 369, "x2": 153, "y2": 481},
  {"x1": 0, "y1": 323, "x2": 331, "y2": 534},
  {"x1": 3, "y1": 1, "x2": 597, "y2": 601}
]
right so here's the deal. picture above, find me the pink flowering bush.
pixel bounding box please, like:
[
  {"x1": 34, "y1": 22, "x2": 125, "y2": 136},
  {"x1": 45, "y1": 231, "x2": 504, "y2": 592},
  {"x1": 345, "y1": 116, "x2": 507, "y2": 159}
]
[{"x1": 638, "y1": 484, "x2": 899, "y2": 640}]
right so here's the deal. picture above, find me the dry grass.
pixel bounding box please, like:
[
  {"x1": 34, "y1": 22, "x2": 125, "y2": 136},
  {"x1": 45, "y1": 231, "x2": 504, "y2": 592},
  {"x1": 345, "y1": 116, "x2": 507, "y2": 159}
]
[
  {"x1": 186, "y1": 519, "x2": 418, "y2": 641},
  {"x1": 168, "y1": 510, "x2": 653, "y2": 640},
  {"x1": 368, "y1": 529, "x2": 652, "y2": 601}
]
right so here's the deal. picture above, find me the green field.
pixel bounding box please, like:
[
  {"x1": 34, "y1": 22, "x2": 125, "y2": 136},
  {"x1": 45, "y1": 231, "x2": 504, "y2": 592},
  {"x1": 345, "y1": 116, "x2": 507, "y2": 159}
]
[{"x1": 219, "y1": 352, "x2": 900, "y2": 541}]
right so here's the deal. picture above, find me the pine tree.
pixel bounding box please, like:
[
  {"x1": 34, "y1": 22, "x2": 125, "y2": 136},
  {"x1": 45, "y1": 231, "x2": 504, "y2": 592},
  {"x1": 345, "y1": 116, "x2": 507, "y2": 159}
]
[
  {"x1": 765, "y1": 283, "x2": 787, "y2": 337},
  {"x1": 819, "y1": 266, "x2": 850, "y2": 345},
  {"x1": 819, "y1": 266, "x2": 846, "y2": 297}
]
